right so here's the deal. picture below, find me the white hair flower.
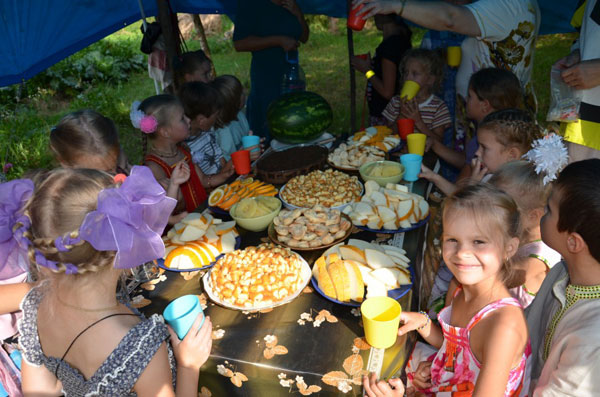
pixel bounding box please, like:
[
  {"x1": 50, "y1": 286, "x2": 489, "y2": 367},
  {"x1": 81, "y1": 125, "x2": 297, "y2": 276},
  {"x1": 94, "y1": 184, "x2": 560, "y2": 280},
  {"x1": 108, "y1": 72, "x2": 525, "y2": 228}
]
[{"x1": 523, "y1": 133, "x2": 569, "y2": 185}]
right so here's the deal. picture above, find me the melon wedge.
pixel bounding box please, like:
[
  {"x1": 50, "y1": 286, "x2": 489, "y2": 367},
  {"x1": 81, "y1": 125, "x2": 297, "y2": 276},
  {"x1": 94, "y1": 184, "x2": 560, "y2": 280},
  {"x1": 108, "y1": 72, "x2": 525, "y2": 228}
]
[
  {"x1": 179, "y1": 225, "x2": 206, "y2": 242},
  {"x1": 365, "y1": 249, "x2": 397, "y2": 270},
  {"x1": 339, "y1": 245, "x2": 366, "y2": 264},
  {"x1": 418, "y1": 199, "x2": 429, "y2": 220},
  {"x1": 328, "y1": 261, "x2": 351, "y2": 302},
  {"x1": 219, "y1": 232, "x2": 237, "y2": 253},
  {"x1": 316, "y1": 258, "x2": 337, "y2": 299},
  {"x1": 215, "y1": 221, "x2": 237, "y2": 235},
  {"x1": 181, "y1": 213, "x2": 208, "y2": 229},
  {"x1": 343, "y1": 260, "x2": 365, "y2": 303},
  {"x1": 396, "y1": 200, "x2": 414, "y2": 222}
]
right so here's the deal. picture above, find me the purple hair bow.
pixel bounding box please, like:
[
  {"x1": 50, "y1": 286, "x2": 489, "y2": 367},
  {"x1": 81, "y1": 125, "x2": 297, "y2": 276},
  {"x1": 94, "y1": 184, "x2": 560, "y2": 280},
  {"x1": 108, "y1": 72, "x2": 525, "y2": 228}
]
[
  {"x1": 0, "y1": 179, "x2": 34, "y2": 279},
  {"x1": 78, "y1": 166, "x2": 176, "y2": 269}
]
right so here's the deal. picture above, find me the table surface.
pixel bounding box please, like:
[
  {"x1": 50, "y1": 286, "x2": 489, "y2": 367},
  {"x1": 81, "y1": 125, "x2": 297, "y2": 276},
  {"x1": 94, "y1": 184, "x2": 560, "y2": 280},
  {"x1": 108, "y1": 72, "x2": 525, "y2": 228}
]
[{"x1": 136, "y1": 169, "x2": 430, "y2": 396}]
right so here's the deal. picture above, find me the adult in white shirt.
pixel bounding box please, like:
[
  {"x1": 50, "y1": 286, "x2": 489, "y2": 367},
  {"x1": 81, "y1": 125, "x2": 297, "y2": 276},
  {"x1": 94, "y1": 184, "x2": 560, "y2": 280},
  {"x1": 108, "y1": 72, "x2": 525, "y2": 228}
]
[{"x1": 354, "y1": 0, "x2": 540, "y2": 152}]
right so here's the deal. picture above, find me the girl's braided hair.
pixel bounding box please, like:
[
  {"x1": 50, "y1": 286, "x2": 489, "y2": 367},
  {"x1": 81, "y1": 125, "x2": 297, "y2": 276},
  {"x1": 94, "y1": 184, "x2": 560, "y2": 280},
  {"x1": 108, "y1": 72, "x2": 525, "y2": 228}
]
[
  {"x1": 23, "y1": 168, "x2": 117, "y2": 275},
  {"x1": 478, "y1": 108, "x2": 543, "y2": 155}
]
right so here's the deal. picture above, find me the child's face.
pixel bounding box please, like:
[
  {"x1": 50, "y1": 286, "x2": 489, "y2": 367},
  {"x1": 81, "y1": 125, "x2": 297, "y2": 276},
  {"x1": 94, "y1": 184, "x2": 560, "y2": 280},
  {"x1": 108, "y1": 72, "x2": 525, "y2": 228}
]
[
  {"x1": 403, "y1": 59, "x2": 435, "y2": 93},
  {"x1": 442, "y1": 208, "x2": 511, "y2": 287},
  {"x1": 166, "y1": 106, "x2": 191, "y2": 142},
  {"x1": 540, "y1": 188, "x2": 566, "y2": 256},
  {"x1": 466, "y1": 88, "x2": 491, "y2": 123},
  {"x1": 185, "y1": 61, "x2": 213, "y2": 84},
  {"x1": 190, "y1": 112, "x2": 218, "y2": 132},
  {"x1": 474, "y1": 128, "x2": 515, "y2": 173}
]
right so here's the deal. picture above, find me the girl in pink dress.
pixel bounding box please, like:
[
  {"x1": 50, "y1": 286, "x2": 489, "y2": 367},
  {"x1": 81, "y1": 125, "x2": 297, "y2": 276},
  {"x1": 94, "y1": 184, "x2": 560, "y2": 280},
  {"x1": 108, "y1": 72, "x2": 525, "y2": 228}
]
[{"x1": 364, "y1": 184, "x2": 531, "y2": 396}]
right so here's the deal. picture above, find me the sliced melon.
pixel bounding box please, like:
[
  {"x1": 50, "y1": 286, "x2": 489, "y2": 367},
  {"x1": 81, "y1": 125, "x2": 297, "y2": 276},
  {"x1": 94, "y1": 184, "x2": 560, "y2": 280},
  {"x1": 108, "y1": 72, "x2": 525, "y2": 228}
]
[
  {"x1": 316, "y1": 258, "x2": 337, "y2": 299},
  {"x1": 219, "y1": 232, "x2": 237, "y2": 253},
  {"x1": 365, "y1": 249, "x2": 396, "y2": 270},
  {"x1": 339, "y1": 245, "x2": 366, "y2": 263},
  {"x1": 328, "y1": 261, "x2": 351, "y2": 302},
  {"x1": 215, "y1": 221, "x2": 237, "y2": 235},
  {"x1": 179, "y1": 224, "x2": 206, "y2": 242},
  {"x1": 344, "y1": 260, "x2": 365, "y2": 302}
]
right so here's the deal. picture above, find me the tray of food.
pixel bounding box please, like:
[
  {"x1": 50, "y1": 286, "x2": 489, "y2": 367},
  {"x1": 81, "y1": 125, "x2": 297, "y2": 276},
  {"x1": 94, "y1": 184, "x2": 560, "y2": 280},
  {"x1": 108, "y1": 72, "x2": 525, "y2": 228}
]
[
  {"x1": 160, "y1": 211, "x2": 240, "y2": 271},
  {"x1": 349, "y1": 126, "x2": 401, "y2": 152},
  {"x1": 311, "y1": 239, "x2": 413, "y2": 307},
  {"x1": 267, "y1": 206, "x2": 352, "y2": 250},
  {"x1": 203, "y1": 243, "x2": 312, "y2": 311},
  {"x1": 344, "y1": 180, "x2": 429, "y2": 233},
  {"x1": 208, "y1": 178, "x2": 277, "y2": 212},
  {"x1": 327, "y1": 143, "x2": 386, "y2": 171},
  {"x1": 255, "y1": 145, "x2": 329, "y2": 185},
  {"x1": 279, "y1": 169, "x2": 363, "y2": 211}
]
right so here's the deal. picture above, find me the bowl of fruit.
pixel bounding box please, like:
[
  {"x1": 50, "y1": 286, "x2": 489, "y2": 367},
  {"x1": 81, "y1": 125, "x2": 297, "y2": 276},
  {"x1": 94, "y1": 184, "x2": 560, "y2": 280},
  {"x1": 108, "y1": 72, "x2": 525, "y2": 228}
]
[
  {"x1": 229, "y1": 196, "x2": 282, "y2": 232},
  {"x1": 359, "y1": 160, "x2": 405, "y2": 186}
]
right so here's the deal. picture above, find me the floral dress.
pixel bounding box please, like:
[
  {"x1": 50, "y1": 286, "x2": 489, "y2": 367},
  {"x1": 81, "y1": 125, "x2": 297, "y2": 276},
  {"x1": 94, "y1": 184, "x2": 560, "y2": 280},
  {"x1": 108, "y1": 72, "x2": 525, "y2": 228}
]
[{"x1": 407, "y1": 295, "x2": 531, "y2": 396}]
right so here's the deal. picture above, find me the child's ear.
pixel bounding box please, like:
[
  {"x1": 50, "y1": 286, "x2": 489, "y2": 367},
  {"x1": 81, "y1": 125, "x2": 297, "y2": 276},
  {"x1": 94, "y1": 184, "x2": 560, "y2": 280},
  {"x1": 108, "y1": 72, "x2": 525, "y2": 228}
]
[
  {"x1": 507, "y1": 236, "x2": 520, "y2": 259},
  {"x1": 529, "y1": 207, "x2": 545, "y2": 224},
  {"x1": 566, "y1": 232, "x2": 587, "y2": 254},
  {"x1": 482, "y1": 100, "x2": 493, "y2": 114},
  {"x1": 506, "y1": 146, "x2": 521, "y2": 161}
]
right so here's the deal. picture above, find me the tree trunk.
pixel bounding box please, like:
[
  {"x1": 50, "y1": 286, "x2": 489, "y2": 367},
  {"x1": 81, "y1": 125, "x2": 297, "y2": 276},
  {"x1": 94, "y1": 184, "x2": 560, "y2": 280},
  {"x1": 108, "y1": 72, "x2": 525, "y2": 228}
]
[
  {"x1": 347, "y1": 1, "x2": 356, "y2": 135},
  {"x1": 156, "y1": 0, "x2": 179, "y2": 73},
  {"x1": 192, "y1": 14, "x2": 216, "y2": 77}
]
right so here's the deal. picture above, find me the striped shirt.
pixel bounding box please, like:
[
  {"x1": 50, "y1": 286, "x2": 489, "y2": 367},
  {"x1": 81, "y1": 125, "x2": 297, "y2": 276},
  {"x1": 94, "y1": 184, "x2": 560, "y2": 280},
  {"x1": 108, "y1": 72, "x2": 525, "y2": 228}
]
[
  {"x1": 382, "y1": 94, "x2": 451, "y2": 133},
  {"x1": 186, "y1": 130, "x2": 224, "y2": 175}
]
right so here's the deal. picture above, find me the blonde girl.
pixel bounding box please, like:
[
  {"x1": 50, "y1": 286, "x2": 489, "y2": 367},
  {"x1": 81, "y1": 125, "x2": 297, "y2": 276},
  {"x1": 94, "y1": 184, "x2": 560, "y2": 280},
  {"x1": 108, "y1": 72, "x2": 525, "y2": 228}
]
[
  {"x1": 364, "y1": 184, "x2": 530, "y2": 396},
  {"x1": 6, "y1": 167, "x2": 212, "y2": 395},
  {"x1": 382, "y1": 48, "x2": 451, "y2": 141}
]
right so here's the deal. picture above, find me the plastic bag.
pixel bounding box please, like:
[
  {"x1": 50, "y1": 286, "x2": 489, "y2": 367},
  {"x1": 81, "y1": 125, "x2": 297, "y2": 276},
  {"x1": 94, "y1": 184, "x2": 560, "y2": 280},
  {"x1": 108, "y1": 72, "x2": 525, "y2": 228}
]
[{"x1": 546, "y1": 67, "x2": 582, "y2": 122}]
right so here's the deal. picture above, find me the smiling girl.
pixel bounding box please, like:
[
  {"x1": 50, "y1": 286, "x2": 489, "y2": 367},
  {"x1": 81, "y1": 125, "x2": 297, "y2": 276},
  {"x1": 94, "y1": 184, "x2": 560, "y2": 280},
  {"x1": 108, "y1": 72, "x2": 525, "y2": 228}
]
[{"x1": 364, "y1": 184, "x2": 531, "y2": 396}]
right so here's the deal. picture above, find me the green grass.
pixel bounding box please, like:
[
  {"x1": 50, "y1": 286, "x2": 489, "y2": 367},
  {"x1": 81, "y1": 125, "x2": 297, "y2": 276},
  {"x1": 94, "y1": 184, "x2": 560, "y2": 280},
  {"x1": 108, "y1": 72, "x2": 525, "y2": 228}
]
[{"x1": 0, "y1": 17, "x2": 575, "y2": 179}]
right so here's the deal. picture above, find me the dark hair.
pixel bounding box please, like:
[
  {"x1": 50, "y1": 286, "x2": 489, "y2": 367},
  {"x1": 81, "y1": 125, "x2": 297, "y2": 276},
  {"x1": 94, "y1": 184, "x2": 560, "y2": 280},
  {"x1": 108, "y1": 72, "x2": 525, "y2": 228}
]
[
  {"x1": 478, "y1": 108, "x2": 542, "y2": 155},
  {"x1": 468, "y1": 68, "x2": 524, "y2": 110},
  {"x1": 178, "y1": 81, "x2": 219, "y2": 121},
  {"x1": 554, "y1": 159, "x2": 600, "y2": 262},
  {"x1": 211, "y1": 75, "x2": 244, "y2": 128},
  {"x1": 50, "y1": 110, "x2": 119, "y2": 166},
  {"x1": 138, "y1": 94, "x2": 182, "y2": 153},
  {"x1": 400, "y1": 48, "x2": 445, "y2": 92},
  {"x1": 173, "y1": 50, "x2": 212, "y2": 90}
]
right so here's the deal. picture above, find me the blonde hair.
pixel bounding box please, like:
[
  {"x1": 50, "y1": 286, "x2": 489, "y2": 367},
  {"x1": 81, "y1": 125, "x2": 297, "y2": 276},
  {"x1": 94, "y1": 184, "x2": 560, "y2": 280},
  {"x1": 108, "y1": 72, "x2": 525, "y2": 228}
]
[
  {"x1": 23, "y1": 168, "x2": 117, "y2": 276},
  {"x1": 489, "y1": 161, "x2": 551, "y2": 212},
  {"x1": 443, "y1": 183, "x2": 521, "y2": 284},
  {"x1": 478, "y1": 109, "x2": 542, "y2": 155},
  {"x1": 400, "y1": 48, "x2": 445, "y2": 92},
  {"x1": 138, "y1": 94, "x2": 182, "y2": 154}
]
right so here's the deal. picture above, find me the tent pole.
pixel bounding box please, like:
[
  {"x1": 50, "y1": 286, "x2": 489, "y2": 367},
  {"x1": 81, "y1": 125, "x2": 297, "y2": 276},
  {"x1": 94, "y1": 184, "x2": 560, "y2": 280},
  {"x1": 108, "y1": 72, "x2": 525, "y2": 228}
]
[
  {"x1": 192, "y1": 14, "x2": 216, "y2": 77},
  {"x1": 347, "y1": 0, "x2": 356, "y2": 136}
]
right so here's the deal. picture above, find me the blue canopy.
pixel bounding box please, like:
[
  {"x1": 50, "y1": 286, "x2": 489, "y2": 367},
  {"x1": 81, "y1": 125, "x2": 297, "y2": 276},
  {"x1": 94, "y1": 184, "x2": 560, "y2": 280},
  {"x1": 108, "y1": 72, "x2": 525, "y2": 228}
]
[{"x1": 0, "y1": 0, "x2": 577, "y2": 87}]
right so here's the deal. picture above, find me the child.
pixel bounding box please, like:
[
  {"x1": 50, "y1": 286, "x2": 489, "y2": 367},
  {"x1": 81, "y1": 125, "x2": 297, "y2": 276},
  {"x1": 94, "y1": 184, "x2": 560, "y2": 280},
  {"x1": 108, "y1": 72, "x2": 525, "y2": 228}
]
[
  {"x1": 133, "y1": 94, "x2": 212, "y2": 214},
  {"x1": 5, "y1": 167, "x2": 212, "y2": 394},
  {"x1": 170, "y1": 49, "x2": 214, "y2": 94},
  {"x1": 422, "y1": 108, "x2": 540, "y2": 195},
  {"x1": 527, "y1": 159, "x2": 600, "y2": 395},
  {"x1": 490, "y1": 160, "x2": 562, "y2": 308},
  {"x1": 364, "y1": 184, "x2": 530, "y2": 396},
  {"x1": 178, "y1": 82, "x2": 235, "y2": 183},
  {"x1": 211, "y1": 75, "x2": 261, "y2": 161},
  {"x1": 382, "y1": 48, "x2": 451, "y2": 142}
]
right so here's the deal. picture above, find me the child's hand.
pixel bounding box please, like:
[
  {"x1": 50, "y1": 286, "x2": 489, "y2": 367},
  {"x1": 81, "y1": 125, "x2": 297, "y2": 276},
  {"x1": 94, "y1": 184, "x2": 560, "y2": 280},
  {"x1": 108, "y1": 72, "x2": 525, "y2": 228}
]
[
  {"x1": 350, "y1": 54, "x2": 372, "y2": 73},
  {"x1": 168, "y1": 315, "x2": 213, "y2": 371},
  {"x1": 411, "y1": 361, "x2": 432, "y2": 390},
  {"x1": 470, "y1": 157, "x2": 488, "y2": 183},
  {"x1": 398, "y1": 311, "x2": 430, "y2": 335},
  {"x1": 363, "y1": 372, "x2": 405, "y2": 397},
  {"x1": 222, "y1": 160, "x2": 235, "y2": 177},
  {"x1": 170, "y1": 162, "x2": 190, "y2": 187},
  {"x1": 418, "y1": 164, "x2": 437, "y2": 182},
  {"x1": 400, "y1": 98, "x2": 422, "y2": 124},
  {"x1": 168, "y1": 211, "x2": 188, "y2": 225}
]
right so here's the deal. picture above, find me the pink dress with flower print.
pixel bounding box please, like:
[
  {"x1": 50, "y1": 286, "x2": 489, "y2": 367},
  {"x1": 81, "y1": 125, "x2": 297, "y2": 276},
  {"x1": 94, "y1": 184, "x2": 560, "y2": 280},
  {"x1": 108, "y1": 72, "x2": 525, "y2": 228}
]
[{"x1": 406, "y1": 296, "x2": 531, "y2": 396}]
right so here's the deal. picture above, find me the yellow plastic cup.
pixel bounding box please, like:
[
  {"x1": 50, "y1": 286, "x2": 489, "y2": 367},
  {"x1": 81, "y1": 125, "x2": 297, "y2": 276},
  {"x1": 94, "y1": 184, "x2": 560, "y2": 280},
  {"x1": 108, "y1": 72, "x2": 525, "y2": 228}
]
[
  {"x1": 447, "y1": 46, "x2": 461, "y2": 67},
  {"x1": 407, "y1": 133, "x2": 427, "y2": 156},
  {"x1": 361, "y1": 296, "x2": 402, "y2": 349},
  {"x1": 400, "y1": 80, "x2": 420, "y2": 100}
]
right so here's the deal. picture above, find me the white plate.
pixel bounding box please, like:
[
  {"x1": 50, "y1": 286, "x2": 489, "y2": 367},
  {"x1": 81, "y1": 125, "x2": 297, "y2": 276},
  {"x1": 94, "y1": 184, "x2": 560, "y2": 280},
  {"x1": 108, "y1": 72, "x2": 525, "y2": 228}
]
[
  {"x1": 270, "y1": 132, "x2": 334, "y2": 151},
  {"x1": 278, "y1": 180, "x2": 364, "y2": 212},
  {"x1": 202, "y1": 253, "x2": 312, "y2": 311}
]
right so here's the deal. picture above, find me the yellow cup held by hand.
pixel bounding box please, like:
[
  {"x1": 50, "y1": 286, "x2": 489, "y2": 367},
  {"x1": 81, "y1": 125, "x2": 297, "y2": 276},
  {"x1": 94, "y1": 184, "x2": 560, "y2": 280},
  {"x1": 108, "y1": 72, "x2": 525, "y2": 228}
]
[
  {"x1": 407, "y1": 133, "x2": 427, "y2": 156},
  {"x1": 361, "y1": 296, "x2": 402, "y2": 349},
  {"x1": 400, "y1": 80, "x2": 420, "y2": 100}
]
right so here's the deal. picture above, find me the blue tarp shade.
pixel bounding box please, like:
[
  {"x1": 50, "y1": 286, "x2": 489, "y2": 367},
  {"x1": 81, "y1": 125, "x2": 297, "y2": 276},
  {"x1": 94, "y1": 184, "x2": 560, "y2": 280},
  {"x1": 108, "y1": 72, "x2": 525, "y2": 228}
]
[{"x1": 0, "y1": 0, "x2": 577, "y2": 87}]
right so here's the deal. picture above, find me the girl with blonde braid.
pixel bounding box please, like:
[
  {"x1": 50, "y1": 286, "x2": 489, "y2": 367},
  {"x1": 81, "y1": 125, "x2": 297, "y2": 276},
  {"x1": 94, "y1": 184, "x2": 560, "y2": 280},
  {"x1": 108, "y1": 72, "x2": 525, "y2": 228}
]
[{"x1": 1, "y1": 166, "x2": 212, "y2": 396}]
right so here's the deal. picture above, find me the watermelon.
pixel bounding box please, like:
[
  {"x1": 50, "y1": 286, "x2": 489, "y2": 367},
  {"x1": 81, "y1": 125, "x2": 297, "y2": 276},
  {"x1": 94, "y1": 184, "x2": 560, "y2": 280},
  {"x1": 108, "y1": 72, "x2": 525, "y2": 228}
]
[{"x1": 267, "y1": 91, "x2": 333, "y2": 144}]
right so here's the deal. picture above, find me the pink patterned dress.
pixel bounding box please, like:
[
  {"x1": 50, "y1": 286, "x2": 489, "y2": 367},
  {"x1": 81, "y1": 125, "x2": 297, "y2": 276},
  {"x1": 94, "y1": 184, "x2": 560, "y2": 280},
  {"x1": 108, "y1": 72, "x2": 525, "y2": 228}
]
[{"x1": 406, "y1": 296, "x2": 531, "y2": 396}]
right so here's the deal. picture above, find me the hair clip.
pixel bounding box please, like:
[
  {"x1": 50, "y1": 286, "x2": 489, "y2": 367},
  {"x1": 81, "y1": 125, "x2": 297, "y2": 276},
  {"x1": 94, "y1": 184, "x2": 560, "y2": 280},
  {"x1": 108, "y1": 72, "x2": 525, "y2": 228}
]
[
  {"x1": 523, "y1": 133, "x2": 569, "y2": 185},
  {"x1": 113, "y1": 173, "x2": 127, "y2": 184},
  {"x1": 130, "y1": 101, "x2": 158, "y2": 134}
]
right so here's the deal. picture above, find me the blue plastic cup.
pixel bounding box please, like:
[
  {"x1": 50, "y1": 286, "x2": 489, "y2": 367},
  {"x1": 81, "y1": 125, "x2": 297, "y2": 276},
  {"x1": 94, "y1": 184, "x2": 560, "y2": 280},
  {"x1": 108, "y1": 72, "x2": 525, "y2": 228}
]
[
  {"x1": 163, "y1": 295, "x2": 204, "y2": 340},
  {"x1": 400, "y1": 154, "x2": 423, "y2": 182},
  {"x1": 242, "y1": 135, "x2": 260, "y2": 152}
]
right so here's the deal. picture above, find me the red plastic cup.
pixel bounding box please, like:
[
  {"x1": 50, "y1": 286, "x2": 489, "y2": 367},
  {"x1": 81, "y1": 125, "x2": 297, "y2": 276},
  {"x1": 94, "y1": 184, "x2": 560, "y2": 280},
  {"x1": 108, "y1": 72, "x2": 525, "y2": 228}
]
[
  {"x1": 231, "y1": 150, "x2": 251, "y2": 175},
  {"x1": 397, "y1": 118, "x2": 415, "y2": 140},
  {"x1": 347, "y1": 4, "x2": 366, "y2": 31},
  {"x1": 356, "y1": 53, "x2": 368, "y2": 60}
]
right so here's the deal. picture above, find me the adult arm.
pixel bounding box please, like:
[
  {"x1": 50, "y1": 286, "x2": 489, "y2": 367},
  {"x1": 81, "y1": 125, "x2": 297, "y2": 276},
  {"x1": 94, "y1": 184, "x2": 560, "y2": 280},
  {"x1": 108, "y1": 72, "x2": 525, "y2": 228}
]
[
  {"x1": 281, "y1": 0, "x2": 309, "y2": 43},
  {"x1": 355, "y1": 1, "x2": 481, "y2": 37}
]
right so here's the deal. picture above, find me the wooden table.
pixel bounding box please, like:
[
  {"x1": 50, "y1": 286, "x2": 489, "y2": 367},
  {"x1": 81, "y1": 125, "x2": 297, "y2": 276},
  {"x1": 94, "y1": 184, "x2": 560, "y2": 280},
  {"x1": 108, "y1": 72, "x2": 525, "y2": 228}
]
[{"x1": 136, "y1": 170, "x2": 430, "y2": 396}]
